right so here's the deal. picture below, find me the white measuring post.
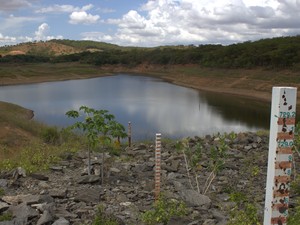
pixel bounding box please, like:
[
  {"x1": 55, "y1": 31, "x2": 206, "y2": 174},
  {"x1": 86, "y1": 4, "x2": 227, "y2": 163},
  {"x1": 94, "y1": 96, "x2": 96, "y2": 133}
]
[
  {"x1": 155, "y1": 133, "x2": 162, "y2": 200},
  {"x1": 264, "y1": 87, "x2": 297, "y2": 225}
]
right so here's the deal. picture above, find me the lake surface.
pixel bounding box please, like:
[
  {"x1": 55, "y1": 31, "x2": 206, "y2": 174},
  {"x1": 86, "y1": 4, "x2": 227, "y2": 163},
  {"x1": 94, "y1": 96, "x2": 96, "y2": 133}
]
[{"x1": 0, "y1": 74, "x2": 271, "y2": 140}]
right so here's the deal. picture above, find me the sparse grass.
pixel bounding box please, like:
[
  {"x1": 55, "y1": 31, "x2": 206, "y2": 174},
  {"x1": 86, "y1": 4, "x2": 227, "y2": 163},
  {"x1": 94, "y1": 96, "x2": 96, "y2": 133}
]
[
  {"x1": 255, "y1": 130, "x2": 269, "y2": 136},
  {"x1": 0, "y1": 101, "x2": 83, "y2": 172}
]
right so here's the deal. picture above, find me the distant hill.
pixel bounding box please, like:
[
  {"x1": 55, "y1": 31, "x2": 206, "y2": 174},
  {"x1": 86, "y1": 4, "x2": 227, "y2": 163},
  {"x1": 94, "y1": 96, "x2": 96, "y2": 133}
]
[
  {"x1": 1, "y1": 36, "x2": 300, "y2": 69},
  {"x1": 0, "y1": 39, "x2": 131, "y2": 57}
]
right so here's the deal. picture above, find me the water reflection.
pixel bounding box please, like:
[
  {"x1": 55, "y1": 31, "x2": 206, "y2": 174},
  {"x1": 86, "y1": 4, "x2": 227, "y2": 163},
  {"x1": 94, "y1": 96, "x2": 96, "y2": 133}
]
[
  {"x1": 198, "y1": 91, "x2": 271, "y2": 129},
  {"x1": 0, "y1": 74, "x2": 269, "y2": 140}
]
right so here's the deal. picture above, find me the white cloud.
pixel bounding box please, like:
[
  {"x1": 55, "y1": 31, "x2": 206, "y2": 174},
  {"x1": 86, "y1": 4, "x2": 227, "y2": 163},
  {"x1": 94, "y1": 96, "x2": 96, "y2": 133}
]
[
  {"x1": 0, "y1": 0, "x2": 34, "y2": 12},
  {"x1": 34, "y1": 23, "x2": 63, "y2": 41},
  {"x1": 0, "y1": 33, "x2": 16, "y2": 43},
  {"x1": 69, "y1": 11, "x2": 100, "y2": 24},
  {"x1": 36, "y1": 4, "x2": 94, "y2": 14},
  {"x1": 93, "y1": 0, "x2": 300, "y2": 46},
  {"x1": 35, "y1": 22, "x2": 49, "y2": 39},
  {"x1": 0, "y1": 22, "x2": 63, "y2": 46},
  {"x1": 36, "y1": 4, "x2": 78, "y2": 13},
  {"x1": 81, "y1": 32, "x2": 113, "y2": 42}
]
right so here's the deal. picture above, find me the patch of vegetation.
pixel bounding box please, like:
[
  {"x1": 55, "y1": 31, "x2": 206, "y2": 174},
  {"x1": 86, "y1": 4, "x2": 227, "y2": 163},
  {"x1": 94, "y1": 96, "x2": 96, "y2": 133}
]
[
  {"x1": 0, "y1": 213, "x2": 12, "y2": 222},
  {"x1": 141, "y1": 194, "x2": 187, "y2": 225},
  {"x1": 66, "y1": 106, "x2": 127, "y2": 182},
  {"x1": 92, "y1": 205, "x2": 120, "y2": 225},
  {"x1": 1, "y1": 36, "x2": 300, "y2": 70},
  {"x1": 176, "y1": 133, "x2": 229, "y2": 194}
]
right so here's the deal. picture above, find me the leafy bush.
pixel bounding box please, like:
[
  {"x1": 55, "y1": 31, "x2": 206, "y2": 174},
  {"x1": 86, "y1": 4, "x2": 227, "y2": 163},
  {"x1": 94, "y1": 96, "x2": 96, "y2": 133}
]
[
  {"x1": 141, "y1": 195, "x2": 187, "y2": 225},
  {"x1": 40, "y1": 127, "x2": 60, "y2": 145},
  {"x1": 92, "y1": 205, "x2": 120, "y2": 225},
  {"x1": 228, "y1": 202, "x2": 260, "y2": 225},
  {"x1": 0, "y1": 213, "x2": 12, "y2": 222}
]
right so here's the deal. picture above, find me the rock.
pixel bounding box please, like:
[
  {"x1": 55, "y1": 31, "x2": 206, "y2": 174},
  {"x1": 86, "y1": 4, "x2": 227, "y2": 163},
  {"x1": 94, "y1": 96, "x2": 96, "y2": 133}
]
[
  {"x1": 179, "y1": 189, "x2": 211, "y2": 207},
  {"x1": 77, "y1": 175, "x2": 100, "y2": 184},
  {"x1": 202, "y1": 219, "x2": 216, "y2": 225},
  {"x1": 2, "y1": 194, "x2": 40, "y2": 205},
  {"x1": 30, "y1": 173, "x2": 49, "y2": 181},
  {"x1": 54, "y1": 207, "x2": 78, "y2": 219},
  {"x1": 74, "y1": 188, "x2": 101, "y2": 204},
  {"x1": 50, "y1": 166, "x2": 64, "y2": 172},
  {"x1": 0, "y1": 132, "x2": 287, "y2": 224},
  {"x1": 49, "y1": 189, "x2": 67, "y2": 199},
  {"x1": 187, "y1": 220, "x2": 202, "y2": 225},
  {"x1": 0, "y1": 202, "x2": 9, "y2": 213},
  {"x1": 12, "y1": 167, "x2": 26, "y2": 180},
  {"x1": 0, "y1": 179, "x2": 8, "y2": 188},
  {"x1": 110, "y1": 167, "x2": 121, "y2": 173},
  {"x1": 212, "y1": 210, "x2": 227, "y2": 225},
  {"x1": 52, "y1": 217, "x2": 70, "y2": 225},
  {"x1": 8, "y1": 202, "x2": 39, "y2": 220},
  {"x1": 37, "y1": 210, "x2": 53, "y2": 225}
]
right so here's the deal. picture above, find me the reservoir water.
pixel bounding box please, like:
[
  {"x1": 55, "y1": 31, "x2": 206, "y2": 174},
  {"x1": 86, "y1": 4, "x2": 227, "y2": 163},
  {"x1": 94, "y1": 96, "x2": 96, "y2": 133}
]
[{"x1": 0, "y1": 74, "x2": 270, "y2": 140}]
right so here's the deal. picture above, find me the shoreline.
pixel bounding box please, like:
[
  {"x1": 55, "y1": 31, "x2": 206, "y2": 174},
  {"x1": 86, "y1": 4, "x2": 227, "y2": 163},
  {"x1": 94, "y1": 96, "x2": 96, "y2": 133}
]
[{"x1": 1, "y1": 63, "x2": 299, "y2": 106}]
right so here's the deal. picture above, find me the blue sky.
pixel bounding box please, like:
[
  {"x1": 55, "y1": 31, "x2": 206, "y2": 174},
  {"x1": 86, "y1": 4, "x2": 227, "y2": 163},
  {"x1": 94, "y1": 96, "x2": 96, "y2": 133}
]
[{"x1": 0, "y1": 0, "x2": 299, "y2": 47}]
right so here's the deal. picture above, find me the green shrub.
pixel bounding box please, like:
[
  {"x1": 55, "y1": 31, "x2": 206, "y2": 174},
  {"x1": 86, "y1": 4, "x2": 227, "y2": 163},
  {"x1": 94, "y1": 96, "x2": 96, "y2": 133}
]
[
  {"x1": 0, "y1": 213, "x2": 12, "y2": 222},
  {"x1": 288, "y1": 198, "x2": 300, "y2": 225},
  {"x1": 228, "y1": 202, "x2": 260, "y2": 225},
  {"x1": 40, "y1": 127, "x2": 60, "y2": 145},
  {"x1": 141, "y1": 195, "x2": 187, "y2": 225},
  {"x1": 92, "y1": 205, "x2": 119, "y2": 225}
]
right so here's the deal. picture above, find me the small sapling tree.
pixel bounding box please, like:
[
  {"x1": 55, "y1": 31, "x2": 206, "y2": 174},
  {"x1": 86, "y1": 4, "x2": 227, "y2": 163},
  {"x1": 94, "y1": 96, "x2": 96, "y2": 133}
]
[
  {"x1": 66, "y1": 106, "x2": 127, "y2": 180},
  {"x1": 177, "y1": 133, "x2": 229, "y2": 194}
]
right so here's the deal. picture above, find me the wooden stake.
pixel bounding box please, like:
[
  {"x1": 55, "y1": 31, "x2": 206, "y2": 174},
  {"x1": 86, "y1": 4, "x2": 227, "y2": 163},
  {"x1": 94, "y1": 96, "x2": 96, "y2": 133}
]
[
  {"x1": 128, "y1": 121, "x2": 132, "y2": 147},
  {"x1": 155, "y1": 133, "x2": 161, "y2": 201}
]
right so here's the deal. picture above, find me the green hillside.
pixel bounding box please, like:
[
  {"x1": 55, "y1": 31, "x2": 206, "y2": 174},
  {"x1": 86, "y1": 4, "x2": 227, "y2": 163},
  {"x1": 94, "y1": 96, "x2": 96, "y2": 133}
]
[{"x1": 1, "y1": 35, "x2": 300, "y2": 70}]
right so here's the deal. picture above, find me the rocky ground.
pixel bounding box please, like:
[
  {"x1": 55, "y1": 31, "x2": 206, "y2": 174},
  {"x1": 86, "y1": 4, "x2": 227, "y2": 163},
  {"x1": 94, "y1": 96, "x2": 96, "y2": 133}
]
[{"x1": 0, "y1": 132, "x2": 299, "y2": 225}]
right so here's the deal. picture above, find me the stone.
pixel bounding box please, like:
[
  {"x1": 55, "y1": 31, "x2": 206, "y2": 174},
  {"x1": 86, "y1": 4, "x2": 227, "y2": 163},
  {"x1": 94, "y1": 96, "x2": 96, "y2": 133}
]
[
  {"x1": 0, "y1": 132, "x2": 281, "y2": 224},
  {"x1": 110, "y1": 167, "x2": 121, "y2": 173},
  {"x1": 37, "y1": 210, "x2": 53, "y2": 225},
  {"x1": 74, "y1": 188, "x2": 101, "y2": 204},
  {"x1": 0, "y1": 179, "x2": 8, "y2": 188},
  {"x1": 30, "y1": 173, "x2": 49, "y2": 181},
  {"x1": 202, "y1": 219, "x2": 216, "y2": 225},
  {"x1": 179, "y1": 189, "x2": 211, "y2": 207},
  {"x1": 52, "y1": 217, "x2": 70, "y2": 225},
  {"x1": 49, "y1": 189, "x2": 67, "y2": 199},
  {"x1": 0, "y1": 202, "x2": 9, "y2": 213},
  {"x1": 8, "y1": 202, "x2": 39, "y2": 220},
  {"x1": 77, "y1": 175, "x2": 100, "y2": 184},
  {"x1": 50, "y1": 166, "x2": 64, "y2": 172},
  {"x1": 12, "y1": 167, "x2": 26, "y2": 180}
]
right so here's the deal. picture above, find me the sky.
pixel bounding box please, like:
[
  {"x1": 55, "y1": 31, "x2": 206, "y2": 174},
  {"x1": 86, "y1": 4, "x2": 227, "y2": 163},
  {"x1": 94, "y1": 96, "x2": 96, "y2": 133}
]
[{"x1": 0, "y1": 0, "x2": 299, "y2": 47}]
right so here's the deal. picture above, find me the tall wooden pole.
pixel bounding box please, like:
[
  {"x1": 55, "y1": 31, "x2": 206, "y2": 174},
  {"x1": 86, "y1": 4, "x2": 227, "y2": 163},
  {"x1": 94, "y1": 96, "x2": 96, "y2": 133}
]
[
  {"x1": 264, "y1": 87, "x2": 297, "y2": 225},
  {"x1": 155, "y1": 133, "x2": 162, "y2": 201}
]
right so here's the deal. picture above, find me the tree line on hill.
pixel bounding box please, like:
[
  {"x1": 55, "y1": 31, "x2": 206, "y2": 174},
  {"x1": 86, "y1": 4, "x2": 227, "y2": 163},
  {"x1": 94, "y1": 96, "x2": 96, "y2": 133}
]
[{"x1": 0, "y1": 36, "x2": 300, "y2": 69}]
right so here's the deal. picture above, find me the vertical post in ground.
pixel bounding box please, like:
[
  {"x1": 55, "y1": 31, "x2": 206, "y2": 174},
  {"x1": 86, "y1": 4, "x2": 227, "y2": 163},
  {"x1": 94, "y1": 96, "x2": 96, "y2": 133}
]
[
  {"x1": 155, "y1": 133, "x2": 162, "y2": 201},
  {"x1": 128, "y1": 121, "x2": 132, "y2": 147},
  {"x1": 264, "y1": 87, "x2": 297, "y2": 225}
]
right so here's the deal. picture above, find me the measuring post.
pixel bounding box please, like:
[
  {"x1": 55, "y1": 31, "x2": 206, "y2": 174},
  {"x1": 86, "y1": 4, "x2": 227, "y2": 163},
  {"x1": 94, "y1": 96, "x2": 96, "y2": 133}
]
[
  {"x1": 155, "y1": 133, "x2": 162, "y2": 201},
  {"x1": 128, "y1": 121, "x2": 132, "y2": 147},
  {"x1": 264, "y1": 87, "x2": 297, "y2": 225}
]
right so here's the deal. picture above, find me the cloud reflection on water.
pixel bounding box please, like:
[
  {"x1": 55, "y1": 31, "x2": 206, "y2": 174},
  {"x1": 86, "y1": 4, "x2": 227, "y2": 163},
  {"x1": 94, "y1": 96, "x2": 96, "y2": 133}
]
[{"x1": 0, "y1": 74, "x2": 269, "y2": 140}]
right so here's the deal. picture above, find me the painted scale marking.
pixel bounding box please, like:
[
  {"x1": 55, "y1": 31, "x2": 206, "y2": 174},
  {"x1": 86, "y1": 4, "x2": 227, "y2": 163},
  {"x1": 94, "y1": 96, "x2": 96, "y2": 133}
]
[
  {"x1": 264, "y1": 87, "x2": 297, "y2": 225},
  {"x1": 272, "y1": 89, "x2": 295, "y2": 225}
]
